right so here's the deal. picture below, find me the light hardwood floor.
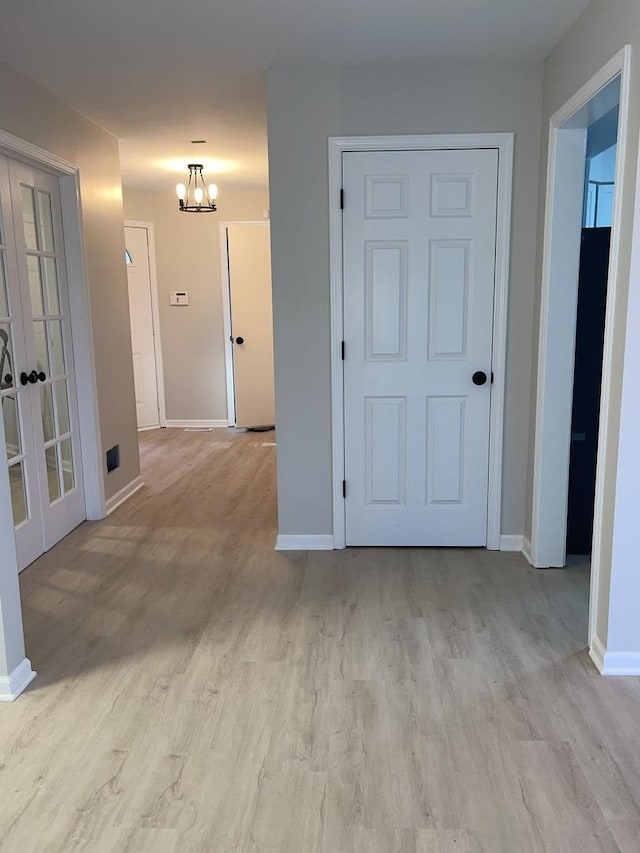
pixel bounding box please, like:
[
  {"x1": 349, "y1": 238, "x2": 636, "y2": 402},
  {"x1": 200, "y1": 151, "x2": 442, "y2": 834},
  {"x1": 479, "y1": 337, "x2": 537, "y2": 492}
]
[{"x1": 1, "y1": 427, "x2": 640, "y2": 852}]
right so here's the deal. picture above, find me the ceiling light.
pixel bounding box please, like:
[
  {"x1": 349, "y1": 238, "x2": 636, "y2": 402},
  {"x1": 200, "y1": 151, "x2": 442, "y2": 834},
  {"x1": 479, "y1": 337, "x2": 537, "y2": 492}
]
[{"x1": 176, "y1": 164, "x2": 218, "y2": 213}]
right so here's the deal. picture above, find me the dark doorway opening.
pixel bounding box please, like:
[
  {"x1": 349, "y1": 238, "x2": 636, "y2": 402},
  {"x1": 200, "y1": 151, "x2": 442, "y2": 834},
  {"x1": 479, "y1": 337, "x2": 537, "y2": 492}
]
[{"x1": 566, "y1": 227, "x2": 610, "y2": 555}]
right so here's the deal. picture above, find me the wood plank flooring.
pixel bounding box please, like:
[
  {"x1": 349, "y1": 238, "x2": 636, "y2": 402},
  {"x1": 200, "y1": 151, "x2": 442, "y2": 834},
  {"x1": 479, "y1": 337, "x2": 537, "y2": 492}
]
[{"x1": 1, "y1": 427, "x2": 640, "y2": 852}]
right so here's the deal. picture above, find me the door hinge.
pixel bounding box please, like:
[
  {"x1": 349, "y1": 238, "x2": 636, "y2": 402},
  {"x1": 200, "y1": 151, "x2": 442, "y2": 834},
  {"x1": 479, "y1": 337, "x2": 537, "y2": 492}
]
[
  {"x1": 342, "y1": 480, "x2": 346, "y2": 499},
  {"x1": 341, "y1": 340, "x2": 345, "y2": 360},
  {"x1": 340, "y1": 189, "x2": 344, "y2": 210}
]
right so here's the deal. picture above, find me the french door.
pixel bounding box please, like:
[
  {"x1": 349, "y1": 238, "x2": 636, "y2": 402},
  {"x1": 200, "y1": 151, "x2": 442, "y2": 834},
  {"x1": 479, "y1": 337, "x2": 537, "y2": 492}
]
[
  {"x1": 342, "y1": 148, "x2": 498, "y2": 546},
  {"x1": 0, "y1": 156, "x2": 85, "y2": 571}
]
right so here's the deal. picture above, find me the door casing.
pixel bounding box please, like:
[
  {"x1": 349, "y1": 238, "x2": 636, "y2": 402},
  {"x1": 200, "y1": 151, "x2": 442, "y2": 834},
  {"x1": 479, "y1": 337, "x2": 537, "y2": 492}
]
[
  {"x1": 329, "y1": 133, "x2": 514, "y2": 550},
  {"x1": 530, "y1": 46, "x2": 632, "y2": 660}
]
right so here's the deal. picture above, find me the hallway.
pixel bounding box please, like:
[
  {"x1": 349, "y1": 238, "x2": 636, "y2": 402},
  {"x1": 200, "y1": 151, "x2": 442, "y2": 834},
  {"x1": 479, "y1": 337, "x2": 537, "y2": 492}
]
[{"x1": 0, "y1": 428, "x2": 639, "y2": 851}]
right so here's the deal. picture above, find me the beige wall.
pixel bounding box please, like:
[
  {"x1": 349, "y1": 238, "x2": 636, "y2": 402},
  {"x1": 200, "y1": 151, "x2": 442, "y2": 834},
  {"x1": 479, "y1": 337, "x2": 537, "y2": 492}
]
[
  {"x1": 528, "y1": 1, "x2": 640, "y2": 644},
  {"x1": 0, "y1": 61, "x2": 138, "y2": 502},
  {"x1": 122, "y1": 188, "x2": 269, "y2": 421},
  {"x1": 267, "y1": 62, "x2": 543, "y2": 537}
]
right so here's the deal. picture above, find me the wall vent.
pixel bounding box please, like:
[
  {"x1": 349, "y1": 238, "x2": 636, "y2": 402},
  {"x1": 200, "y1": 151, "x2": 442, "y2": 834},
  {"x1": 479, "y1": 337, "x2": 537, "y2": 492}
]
[{"x1": 106, "y1": 445, "x2": 120, "y2": 473}]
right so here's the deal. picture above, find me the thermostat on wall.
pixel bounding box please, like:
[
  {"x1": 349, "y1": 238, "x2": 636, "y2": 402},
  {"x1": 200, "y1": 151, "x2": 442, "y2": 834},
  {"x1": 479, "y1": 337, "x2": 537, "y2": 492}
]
[{"x1": 170, "y1": 291, "x2": 189, "y2": 306}]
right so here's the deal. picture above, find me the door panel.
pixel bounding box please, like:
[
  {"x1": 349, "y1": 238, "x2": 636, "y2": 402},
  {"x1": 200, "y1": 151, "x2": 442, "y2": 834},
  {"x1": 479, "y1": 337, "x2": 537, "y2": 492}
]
[
  {"x1": 426, "y1": 396, "x2": 466, "y2": 505},
  {"x1": 226, "y1": 224, "x2": 275, "y2": 429},
  {"x1": 365, "y1": 241, "x2": 407, "y2": 360},
  {"x1": 125, "y1": 225, "x2": 160, "y2": 429},
  {"x1": 429, "y1": 241, "x2": 470, "y2": 358},
  {"x1": 343, "y1": 148, "x2": 498, "y2": 546},
  {"x1": 365, "y1": 396, "x2": 406, "y2": 506}
]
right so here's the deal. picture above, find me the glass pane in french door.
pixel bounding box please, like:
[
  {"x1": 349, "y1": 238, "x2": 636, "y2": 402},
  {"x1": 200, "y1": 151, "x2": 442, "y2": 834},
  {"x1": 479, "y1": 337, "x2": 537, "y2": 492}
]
[
  {"x1": 0, "y1": 199, "x2": 31, "y2": 529},
  {"x1": 2, "y1": 391, "x2": 20, "y2": 458},
  {"x1": 20, "y1": 183, "x2": 77, "y2": 502},
  {"x1": 9, "y1": 461, "x2": 28, "y2": 526},
  {"x1": 0, "y1": 244, "x2": 8, "y2": 318}
]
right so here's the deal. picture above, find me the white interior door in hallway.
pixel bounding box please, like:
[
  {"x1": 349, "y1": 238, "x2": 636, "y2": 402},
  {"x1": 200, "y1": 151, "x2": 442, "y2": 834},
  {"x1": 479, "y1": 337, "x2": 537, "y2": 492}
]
[
  {"x1": 225, "y1": 223, "x2": 275, "y2": 429},
  {"x1": 125, "y1": 224, "x2": 161, "y2": 430},
  {"x1": 343, "y1": 148, "x2": 498, "y2": 546},
  {"x1": 0, "y1": 156, "x2": 85, "y2": 571}
]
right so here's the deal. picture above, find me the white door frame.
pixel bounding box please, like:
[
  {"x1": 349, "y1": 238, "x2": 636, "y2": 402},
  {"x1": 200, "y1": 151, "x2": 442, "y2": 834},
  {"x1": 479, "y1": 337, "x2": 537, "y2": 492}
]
[
  {"x1": 124, "y1": 220, "x2": 166, "y2": 428},
  {"x1": 219, "y1": 220, "x2": 271, "y2": 427},
  {"x1": 530, "y1": 45, "x2": 631, "y2": 631},
  {"x1": 0, "y1": 128, "x2": 104, "y2": 520},
  {"x1": 329, "y1": 133, "x2": 514, "y2": 550}
]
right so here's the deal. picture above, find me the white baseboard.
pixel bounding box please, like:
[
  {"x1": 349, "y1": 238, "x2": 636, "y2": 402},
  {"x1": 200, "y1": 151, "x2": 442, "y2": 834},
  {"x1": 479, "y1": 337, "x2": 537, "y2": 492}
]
[
  {"x1": 601, "y1": 654, "x2": 640, "y2": 675},
  {"x1": 522, "y1": 537, "x2": 533, "y2": 565},
  {"x1": 164, "y1": 419, "x2": 229, "y2": 429},
  {"x1": 590, "y1": 635, "x2": 640, "y2": 675},
  {"x1": 137, "y1": 424, "x2": 161, "y2": 432},
  {"x1": 275, "y1": 534, "x2": 334, "y2": 551},
  {"x1": 105, "y1": 475, "x2": 144, "y2": 516},
  {"x1": 0, "y1": 659, "x2": 36, "y2": 702},
  {"x1": 500, "y1": 534, "x2": 524, "y2": 552}
]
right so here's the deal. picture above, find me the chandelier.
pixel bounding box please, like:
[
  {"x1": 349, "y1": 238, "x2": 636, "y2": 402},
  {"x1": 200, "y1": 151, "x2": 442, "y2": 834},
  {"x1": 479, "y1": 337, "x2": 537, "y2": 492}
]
[{"x1": 176, "y1": 164, "x2": 218, "y2": 212}]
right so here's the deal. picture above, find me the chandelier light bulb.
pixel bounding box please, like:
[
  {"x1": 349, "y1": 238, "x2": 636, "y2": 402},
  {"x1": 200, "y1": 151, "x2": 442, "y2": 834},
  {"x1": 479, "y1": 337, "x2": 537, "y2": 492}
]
[
  {"x1": 208, "y1": 183, "x2": 218, "y2": 201},
  {"x1": 176, "y1": 183, "x2": 186, "y2": 201},
  {"x1": 194, "y1": 187, "x2": 204, "y2": 205}
]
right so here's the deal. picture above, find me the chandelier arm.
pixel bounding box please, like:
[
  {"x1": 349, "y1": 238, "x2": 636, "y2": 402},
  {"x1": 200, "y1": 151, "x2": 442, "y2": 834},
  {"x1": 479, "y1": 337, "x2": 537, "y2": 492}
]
[{"x1": 187, "y1": 167, "x2": 195, "y2": 208}]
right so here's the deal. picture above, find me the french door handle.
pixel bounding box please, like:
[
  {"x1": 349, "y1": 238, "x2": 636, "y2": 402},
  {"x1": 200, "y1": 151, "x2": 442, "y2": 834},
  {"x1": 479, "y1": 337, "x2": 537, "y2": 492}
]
[
  {"x1": 37, "y1": 371, "x2": 46, "y2": 382},
  {"x1": 20, "y1": 370, "x2": 39, "y2": 386},
  {"x1": 472, "y1": 370, "x2": 488, "y2": 386}
]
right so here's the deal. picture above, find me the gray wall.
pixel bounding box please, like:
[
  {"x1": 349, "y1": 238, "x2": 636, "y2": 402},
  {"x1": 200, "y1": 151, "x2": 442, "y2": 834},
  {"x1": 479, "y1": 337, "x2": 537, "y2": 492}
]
[
  {"x1": 267, "y1": 63, "x2": 543, "y2": 537},
  {"x1": 528, "y1": 0, "x2": 640, "y2": 645},
  {"x1": 0, "y1": 61, "x2": 138, "y2": 502},
  {"x1": 123, "y1": 188, "x2": 270, "y2": 421}
]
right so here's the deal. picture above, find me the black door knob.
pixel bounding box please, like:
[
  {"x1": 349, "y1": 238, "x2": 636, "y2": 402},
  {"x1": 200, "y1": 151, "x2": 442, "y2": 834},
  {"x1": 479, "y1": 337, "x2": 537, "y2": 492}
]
[
  {"x1": 37, "y1": 371, "x2": 46, "y2": 382},
  {"x1": 2, "y1": 373, "x2": 12, "y2": 387},
  {"x1": 472, "y1": 371, "x2": 488, "y2": 386},
  {"x1": 20, "y1": 371, "x2": 38, "y2": 385},
  {"x1": 235, "y1": 336, "x2": 244, "y2": 345}
]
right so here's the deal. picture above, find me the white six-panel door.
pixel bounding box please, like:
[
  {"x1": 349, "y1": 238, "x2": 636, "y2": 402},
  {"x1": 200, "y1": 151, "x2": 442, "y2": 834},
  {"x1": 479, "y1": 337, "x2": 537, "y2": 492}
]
[
  {"x1": 343, "y1": 148, "x2": 498, "y2": 546},
  {"x1": 125, "y1": 224, "x2": 160, "y2": 430},
  {"x1": 226, "y1": 223, "x2": 275, "y2": 429}
]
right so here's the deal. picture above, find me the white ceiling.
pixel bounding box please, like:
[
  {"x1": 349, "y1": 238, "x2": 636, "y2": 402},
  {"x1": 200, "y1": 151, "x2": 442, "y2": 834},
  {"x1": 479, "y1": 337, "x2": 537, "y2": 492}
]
[{"x1": 0, "y1": 0, "x2": 590, "y2": 192}]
